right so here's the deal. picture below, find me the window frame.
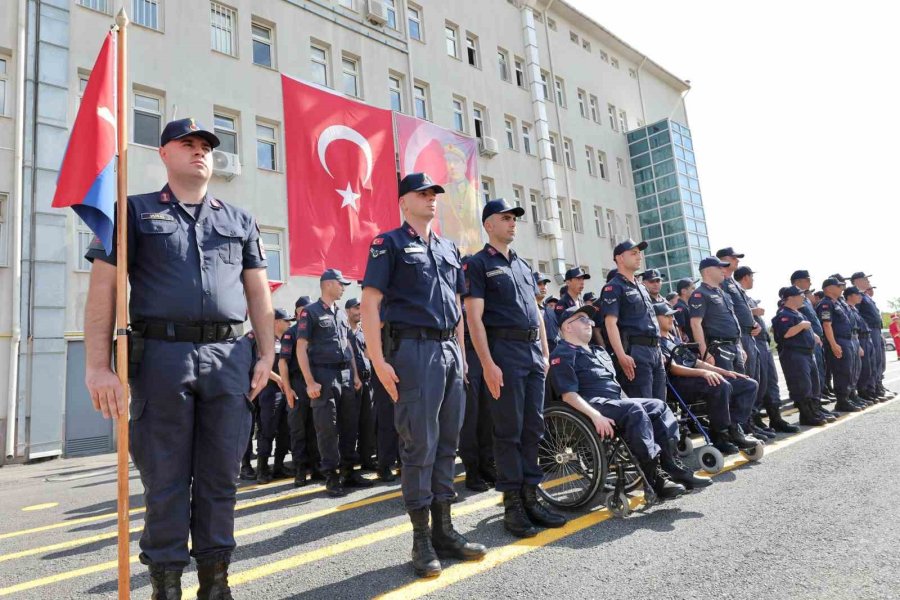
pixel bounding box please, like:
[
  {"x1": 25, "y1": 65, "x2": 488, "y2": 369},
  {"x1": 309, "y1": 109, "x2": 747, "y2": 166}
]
[
  {"x1": 259, "y1": 227, "x2": 284, "y2": 282},
  {"x1": 132, "y1": 89, "x2": 163, "y2": 148},
  {"x1": 445, "y1": 23, "x2": 460, "y2": 59},
  {"x1": 465, "y1": 33, "x2": 480, "y2": 68},
  {"x1": 452, "y1": 96, "x2": 467, "y2": 133},
  {"x1": 210, "y1": 1, "x2": 238, "y2": 58},
  {"x1": 388, "y1": 73, "x2": 404, "y2": 113},
  {"x1": 341, "y1": 54, "x2": 361, "y2": 98},
  {"x1": 407, "y1": 3, "x2": 423, "y2": 41},
  {"x1": 213, "y1": 112, "x2": 239, "y2": 156},
  {"x1": 132, "y1": 0, "x2": 163, "y2": 32},
  {"x1": 310, "y1": 43, "x2": 330, "y2": 87},
  {"x1": 251, "y1": 19, "x2": 275, "y2": 68},
  {"x1": 256, "y1": 120, "x2": 279, "y2": 172},
  {"x1": 504, "y1": 115, "x2": 517, "y2": 151},
  {"x1": 521, "y1": 122, "x2": 534, "y2": 155},
  {"x1": 413, "y1": 81, "x2": 430, "y2": 120}
]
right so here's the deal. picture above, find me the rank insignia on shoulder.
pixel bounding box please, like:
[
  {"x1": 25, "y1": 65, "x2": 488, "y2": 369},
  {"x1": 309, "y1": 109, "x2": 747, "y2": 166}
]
[{"x1": 371, "y1": 247, "x2": 387, "y2": 258}]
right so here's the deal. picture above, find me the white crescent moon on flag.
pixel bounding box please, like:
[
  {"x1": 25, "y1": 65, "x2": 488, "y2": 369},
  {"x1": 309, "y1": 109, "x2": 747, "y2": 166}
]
[
  {"x1": 317, "y1": 125, "x2": 374, "y2": 185},
  {"x1": 402, "y1": 123, "x2": 436, "y2": 177}
]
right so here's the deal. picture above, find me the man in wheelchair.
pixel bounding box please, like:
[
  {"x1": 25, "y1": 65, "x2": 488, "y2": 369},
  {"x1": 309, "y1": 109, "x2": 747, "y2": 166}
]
[
  {"x1": 549, "y1": 305, "x2": 711, "y2": 499},
  {"x1": 655, "y1": 303, "x2": 762, "y2": 455}
]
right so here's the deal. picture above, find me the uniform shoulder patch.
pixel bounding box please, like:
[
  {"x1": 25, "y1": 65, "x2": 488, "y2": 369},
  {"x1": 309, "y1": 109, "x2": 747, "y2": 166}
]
[
  {"x1": 372, "y1": 237, "x2": 385, "y2": 246},
  {"x1": 781, "y1": 317, "x2": 789, "y2": 322},
  {"x1": 693, "y1": 292, "x2": 702, "y2": 298},
  {"x1": 604, "y1": 285, "x2": 613, "y2": 292},
  {"x1": 551, "y1": 357, "x2": 561, "y2": 365}
]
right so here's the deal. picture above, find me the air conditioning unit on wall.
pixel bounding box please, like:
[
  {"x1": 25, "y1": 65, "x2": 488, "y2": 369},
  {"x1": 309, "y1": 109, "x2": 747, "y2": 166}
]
[
  {"x1": 479, "y1": 136, "x2": 499, "y2": 157},
  {"x1": 212, "y1": 150, "x2": 241, "y2": 180},
  {"x1": 536, "y1": 219, "x2": 560, "y2": 238},
  {"x1": 366, "y1": 0, "x2": 388, "y2": 25}
]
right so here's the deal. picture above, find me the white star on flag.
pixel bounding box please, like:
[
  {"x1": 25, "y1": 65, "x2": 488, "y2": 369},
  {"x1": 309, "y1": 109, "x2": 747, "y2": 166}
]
[{"x1": 336, "y1": 182, "x2": 361, "y2": 212}]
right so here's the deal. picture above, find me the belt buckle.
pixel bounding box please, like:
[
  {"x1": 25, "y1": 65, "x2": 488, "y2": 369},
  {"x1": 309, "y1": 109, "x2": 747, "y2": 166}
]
[
  {"x1": 202, "y1": 324, "x2": 216, "y2": 343},
  {"x1": 529, "y1": 329, "x2": 539, "y2": 342}
]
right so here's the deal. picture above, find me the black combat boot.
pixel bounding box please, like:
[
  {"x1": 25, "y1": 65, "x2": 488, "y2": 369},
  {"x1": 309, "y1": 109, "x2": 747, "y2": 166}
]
[
  {"x1": 851, "y1": 390, "x2": 874, "y2": 408},
  {"x1": 325, "y1": 470, "x2": 347, "y2": 497},
  {"x1": 710, "y1": 429, "x2": 739, "y2": 455},
  {"x1": 521, "y1": 484, "x2": 569, "y2": 526},
  {"x1": 479, "y1": 462, "x2": 497, "y2": 487},
  {"x1": 729, "y1": 424, "x2": 763, "y2": 450},
  {"x1": 429, "y1": 501, "x2": 486, "y2": 560},
  {"x1": 752, "y1": 412, "x2": 777, "y2": 436},
  {"x1": 408, "y1": 507, "x2": 442, "y2": 578},
  {"x1": 238, "y1": 459, "x2": 256, "y2": 481},
  {"x1": 834, "y1": 394, "x2": 862, "y2": 413},
  {"x1": 271, "y1": 453, "x2": 295, "y2": 478},
  {"x1": 639, "y1": 455, "x2": 686, "y2": 500},
  {"x1": 256, "y1": 456, "x2": 272, "y2": 485},
  {"x1": 341, "y1": 465, "x2": 374, "y2": 488},
  {"x1": 748, "y1": 418, "x2": 775, "y2": 440},
  {"x1": 376, "y1": 465, "x2": 397, "y2": 482},
  {"x1": 293, "y1": 469, "x2": 309, "y2": 488},
  {"x1": 502, "y1": 490, "x2": 539, "y2": 538},
  {"x1": 659, "y1": 439, "x2": 712, "y2": 489},
  {"x1": 196, "y1": 559, "x2": 233, "y2": 600},
  {"x1": 148, "y1": 564, "x2": 182, "y2": 600},
  {"x1": 464, "y1": 463, "x2": 489, "y2": 492},
  {"x1": 766, "y1": 406, "x2": 799, "y2": 433},
  {"x1": 798, "y1": 399, "x2": 828, "y2": 425}
]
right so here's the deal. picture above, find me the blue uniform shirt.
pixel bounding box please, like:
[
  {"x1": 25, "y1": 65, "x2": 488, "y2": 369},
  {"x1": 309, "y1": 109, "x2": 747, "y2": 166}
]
[
  {"x1": 549, "y1": 340, "x2": 622, "y2": 401},
  {"x1": 349, "y1": 325, "x2": 371, "y2": 377},
  {"x1": 816, "y1": 297, "x2": 853, "y2": 339},
  {"x1": 848, "y1": 305, "x2": 866, "y2": 334},
  {"x1": 689, "y1": 282, "x2": 741, "y2": 339},
  {"x1": 798, "y1": 298, "x2": 824, "y2": 336},
  {"x1": 463, "y1": 244, "x2": 540, "y2": 330},
  {"x1": 543, "y1": 306, "x2": 561, "y2": 351},
  {"x1": 722, "y1": 277, "x2": 755, "y2": 330},
  {"x1": 280, "y1": 323, "x2": 302, "y2": 377},
  {"x1": 772, "y1": 307, "x2": 816, "y2": 351},
  {"x1": 85, "y1": 185, "x2": 267, "y2": 323},
  {"x1": 598, "y1": 273, "x2": 659, "y2": 338},
  {"x1": 673, "y1": 298, "x2": 692, "y2": 341},
  {"x1": 857, "y1": 294, "x2": 883, "y2": 332},
  {"x1": 296, "y1": 299, "x2": 353, "y2": 365},
  {"x1": 362, "y1": 222, "x2": 464, "y2": 330},
  {"x1": 553, "y1": 291, "x2": 581, "y2": 320}
]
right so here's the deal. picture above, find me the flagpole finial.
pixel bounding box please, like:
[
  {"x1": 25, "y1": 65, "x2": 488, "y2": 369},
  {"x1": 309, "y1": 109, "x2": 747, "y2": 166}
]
[{"x1": 116, "y1": 8, "x2": 129, "y2": 28}]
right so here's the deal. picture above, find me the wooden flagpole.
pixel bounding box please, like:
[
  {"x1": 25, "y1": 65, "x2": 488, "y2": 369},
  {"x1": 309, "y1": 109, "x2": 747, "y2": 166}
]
[{"x1": 114, "y1": 9, "x2": 131, "y2": 600}]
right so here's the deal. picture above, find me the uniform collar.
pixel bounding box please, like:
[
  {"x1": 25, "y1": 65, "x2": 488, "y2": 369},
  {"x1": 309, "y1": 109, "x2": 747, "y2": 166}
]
[
  {"x1": 401, "y1": 221, "x2": 437, "y2": 243},
  {"x1": 615, "y1": 272, "x2": 638, "y2": 286},
  {"x1": 700, "y1": 281, "x2": 719, "y2": 291},
  {"x1": 159, "y1": 184, "x2": 221, "y2": 221},
  {"x1": 484, "y1": 243, "x2": 515, "y2": 262},
  {"x1": 320, "y1": 298, "x2": 338, "y2": 313}
]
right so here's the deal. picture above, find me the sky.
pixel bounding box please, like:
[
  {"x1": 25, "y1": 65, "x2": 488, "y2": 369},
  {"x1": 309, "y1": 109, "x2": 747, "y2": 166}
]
[{"x1": 569, "y1": 0, "x2": 900, "y2": 317}]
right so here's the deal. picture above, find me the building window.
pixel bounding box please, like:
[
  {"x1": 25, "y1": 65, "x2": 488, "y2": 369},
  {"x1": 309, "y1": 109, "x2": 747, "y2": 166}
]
[
  {"x1": 600, "y1": 50, "x2": 609, "y2": 63},
  {"x1": 605, "y1": 208, "x2": 616, "y2": 242},
  {"x1": 75, "y1": 226, "x2": 94, "y2": 272},
  {"x1": 256, "y1": 122, "x2": 278, "y2": 171},
  {"x1": 452, "y1": 97, "x2": 466, "y2": 133},
  {"x1": 585, "y1": 146, "x2": 596, "y2": 177},
  {"x1": 133, "y1": 91, "x2": 162, "y2": 147},
  {"x1": 557, "y1": 198, "x2": 568, "y2": 230},
  {"x1": 0, "y1": 58, "x2": 7, "y2": 117},
  {"x1": 251, "y1": 21, "x2": 274, "y2": 68},
  {"x1": 594, "y1": 206, "x2": 603, "y2": 237},
  {"x1": 77, "y1": 71, "x2": 89, "y2": 106},
  {"x1": 589, "y1": 94, "x2": 600, "y2": 123},
  {"x1": 538, "y1": 260, "x2": 549, "y2": 275},
  {"x1": 465, "y1": 33, "x2": 479, "y2": 68},
  {"x1": 445, "y1": 24, "x2": 459, "y2": 59},
  {"x1": 539, "y1": 71, "x2": 550, "y2": 101},
  {"x1": 548, "y1": 133, "x2": 559, "y2": 163},
  {"x1": 629, "y1": 67, "x2": 637, "y2": 79},
  {"x1": 608, "y1": 104, "x2": 617, "y2": 131},
  {"x1": 0, "y1": 193, "x2": 8, "y2": 265},
  {"x1": 554, "y1": 77, "x2": 566, "y2": 107},
  {"x1": 504, "y1": 116, "x2": 517, "y2": 150},
  {"x1": 384, "y1": 0, "x2": 397, "y2": 29},
  {"x1": 472, "y1": 105, "x2": 488, "y2": 139},
  {"x1": 576, "y1": 89, "x2": 587, "y2": 118},
  {"x1": 514, "y1": 58, "x2": 526, "y2": 88},
  {"x1": 210, "y1": 2, "x2": 238, "y2": 57},
  {"x1": 78, "y1": 0, "x2": 111, "y2": 14},
  {"x1": 310, "y1": 45, "x2": 329, "y2": 86},
  {"x1": 260, "y1": 229, "x2": 283, "y2": 281},
  {"x1": 616, "y1": 157, "x2": 626, "y2": 186},
  {"x1": 498, "y1": 49, "x2": 510, "y2": 82},
  {"x1": 413, "y1": 82, "x2": 429, "y2": 119},
  {"x1": 611, "y1": 56, "x2": 620, "y2": 69},
  {"x1": 563, "y1": 138, "x2": 574, "y2": 169},
  {"x1": 133, "y1": 0, "x2": 162, "y2": 31},
  {"x1": 569, "y1": 31, "x2": 579, "y2": 44},
  {"x1": 337, "y1": 0, "x2": 354, "y2": 9},
  {"x1": 582, "y1": 39, "x2": 591, "y2": 52},
  {"x1": 522, "y1": 122, "x2": 533, "y2": 155},
  {"x1": 342, "y1": 55, "x2": 360, "y2": 97},
  {"x1": 407, "y1": 4, "x2": 422, "y2": 41},
  {"x1": 388, "y1": 74, "x2": 403, "y2": 112},
  {"x1": 512, "y1": 186, "x2": 525, "y2": 221},
  {"x1": 625, "y1": 214, "x2": 636, "y2": 239},
  {"x1": 529, "y1": 191, "x2": 541, "y2": 223},
  {"x1": 571, "y1": 200, "x2": 583, "y2": 233},
  {"x1": 598, "y1": 150, "x2": 608, "y2": 180},
  {"x1": 481, "y1": 177, "x2": 494, "y2": 204},
  {"x1": 618, "y1": 109, "x2": 628, "y2": 133},
  {"x1": 213, "y1": 113, "x2": 238, "y2": 155}
]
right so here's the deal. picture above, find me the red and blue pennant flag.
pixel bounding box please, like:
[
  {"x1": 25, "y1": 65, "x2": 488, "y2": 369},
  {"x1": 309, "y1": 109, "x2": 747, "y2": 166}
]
[{"x1": 52, "y1": 31, "x2": 117, "y2": 255}]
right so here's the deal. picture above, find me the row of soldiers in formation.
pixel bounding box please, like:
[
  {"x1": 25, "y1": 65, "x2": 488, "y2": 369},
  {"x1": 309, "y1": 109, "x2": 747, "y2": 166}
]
[{"x1": 81, "y1": 117, "x2": 895, "y2": 597}]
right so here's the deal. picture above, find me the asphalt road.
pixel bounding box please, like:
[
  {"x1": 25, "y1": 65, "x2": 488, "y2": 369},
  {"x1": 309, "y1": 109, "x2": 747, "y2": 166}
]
[{"x1": 1, "y1": 355, "x2": 899, "y2": 599}]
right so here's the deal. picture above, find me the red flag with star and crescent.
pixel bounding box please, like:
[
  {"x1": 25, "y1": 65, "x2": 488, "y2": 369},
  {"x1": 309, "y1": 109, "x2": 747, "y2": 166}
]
[{"x1": 281, "y1": 75, "x2": 399, "y2": 279}]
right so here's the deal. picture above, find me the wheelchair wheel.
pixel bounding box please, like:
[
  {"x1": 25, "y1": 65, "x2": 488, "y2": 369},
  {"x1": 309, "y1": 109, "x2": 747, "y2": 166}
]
[
  {"x1": 604, "y1": 442, "x2": 643, "y2": 494},
  {"x1": 538, "y1": 406, "x2": 607, "y2": 509},
  {"x1": 677, "y1": 436, "x2": 694, "y2": 457},
  {"x1": 742, "y1": 442, "x2": 765, "y2": 462},
  {"x1": 606, "y1": 490, "x2": 631, "y2": 518},
  {"x1": 696, "y1": 446, "x2": 724, "y2": 474}
]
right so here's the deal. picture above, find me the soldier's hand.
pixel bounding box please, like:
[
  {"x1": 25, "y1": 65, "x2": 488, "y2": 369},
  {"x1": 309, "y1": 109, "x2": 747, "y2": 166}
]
[
  {"x1": 703, "y1": 371, "x2": 724, "y2": 386},
  {"x1": 306, "y1": 382, "x2": 323, "y2": 399},
  {"x1": 814, "y1": 333, "x2": 822, "y2": 346},
  {"x1": 859, "y1": 347, "x2": 865, "y2": 358},
  {"x1": 543, "y1": 355, "x2": 550, "y2": 375},
  {"x1": 86, "y1": 367, "x2": 127, "y2": 419},
  {"x1": 617, "y1": 353, "x2": 637, "y2": 381},
  {"x1": 354, "y1": 376, "x2": 362, "y2": 391},
  {"x1": 703, "y1": 353, "x2": 716, "y2": 367},
  {"x1": 485, "y1": 362, "x2": 504, "y2": 400},
  {"x1": 249, "y1": 359, "x2": 270, "y2": 401},
  {"x1": 750, "y1": 323, "x2": 761, "y2": 337},
  {"x1": 832, "y1": 344, "x2": 843, "y2": 359},
  {"x1": 373, "y1": 360, "x2": 400, "y2": 402},
  {"x1": 286, "y1": 389, "x2": 297, "y2": 410},
  {"x1": 591, "y1": 414, "x2": 615, "y2": 439}
]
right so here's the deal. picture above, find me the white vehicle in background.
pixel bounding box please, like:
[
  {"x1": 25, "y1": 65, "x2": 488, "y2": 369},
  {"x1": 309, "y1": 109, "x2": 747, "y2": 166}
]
[{"x1": 883, "y1": 330, "x2": 896, "y2": 352}]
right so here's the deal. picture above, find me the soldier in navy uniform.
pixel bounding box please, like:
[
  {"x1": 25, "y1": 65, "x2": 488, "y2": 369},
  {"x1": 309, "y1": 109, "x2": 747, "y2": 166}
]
[
  {"x1": 790, "y1": 270, "x2": 829, "y2": 401},
  {"x1": 638, "y1": 268, "x2": 666, "y2": 304},
  {"x1": 599, "y1": 239, "x2": 666, "y2": 401},
  {"x1": 851, "y1": 272, "x2": 894, "y2": 401},
  {"x1": 817, "y1": 277, "x2": 864, "y2": 413},
  {"x1": 346, "y1": 297, "x2": 378, "y2": 471},
  {"x1": 553, "y1": 267, "x2": 589, "y2": 317},
  {"x1": 83, "y1": 118, "x2": 272, "y2": 599},
  {"x1": 361, "y1": 173, "x2": 485, "y2": 578},
  {"x1": 465, "y1": 199, "x2": 566, "y2": 537},
  {"x1": 843, "y1": 287, "x2": 875, "y2": 407},
  {"x1": 534, "y1": 272, "x2": 560, "y2": 354},
  {"x1": 672, "y1": 278, "x2": 695, "y2": 342},
  {"x1": 716, "y1": 248, "x2": 760, "y2": 387}
]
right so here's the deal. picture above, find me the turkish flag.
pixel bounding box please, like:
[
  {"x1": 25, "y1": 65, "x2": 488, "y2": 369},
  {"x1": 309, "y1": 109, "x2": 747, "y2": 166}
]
[{"x1": 282, "y1": 75, "x2": 399, "y2": 279}]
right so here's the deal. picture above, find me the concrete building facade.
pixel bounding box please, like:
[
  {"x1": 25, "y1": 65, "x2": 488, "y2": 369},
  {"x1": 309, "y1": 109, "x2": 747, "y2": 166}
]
[{"x1": 0, "y1": 0, "x2": 693, "y2": 463}]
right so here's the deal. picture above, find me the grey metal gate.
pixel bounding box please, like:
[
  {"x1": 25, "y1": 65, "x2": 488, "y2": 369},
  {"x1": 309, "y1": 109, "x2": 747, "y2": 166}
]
[{"x1": 64, "y1": 340, "x2": 114, "y2": 456}]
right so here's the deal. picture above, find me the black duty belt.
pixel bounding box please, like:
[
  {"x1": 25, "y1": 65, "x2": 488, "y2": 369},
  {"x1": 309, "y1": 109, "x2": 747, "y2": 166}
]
[
  {"x1": 391, "y1": 327, "x2": 456, "y2": 341},
  {"x1": 628, "y1": 335, "x2": 659, "y2": 347},
  {"x1": 133, "y1": 320, "x2": 241, "y2": 343},
  {"x1": 312, "y1": 361, "x2": 350, "y2": 370},
  {"x1": 858, "y1": 331, "x2": 870, "y2": 337},
  {"x1": 708, "y1": 336, "x2": 739, "y2": 344},
  {"x1": 487, "y1": 328, "x2": 541, "y2": 342},
  {"x1": 782, "y1": 346, "x2": 814, "y2": 355}
]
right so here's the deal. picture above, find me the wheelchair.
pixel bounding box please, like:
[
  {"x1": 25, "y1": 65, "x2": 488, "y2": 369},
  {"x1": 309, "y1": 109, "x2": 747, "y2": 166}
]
[{"x1": 537, "y1": 400, "x2": 657, "y2": 517}]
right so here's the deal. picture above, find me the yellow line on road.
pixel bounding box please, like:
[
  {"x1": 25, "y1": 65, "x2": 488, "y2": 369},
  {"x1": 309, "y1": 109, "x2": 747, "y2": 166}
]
[{"x1": 20, "y1": 503, "x2": 59, "y2": 512}]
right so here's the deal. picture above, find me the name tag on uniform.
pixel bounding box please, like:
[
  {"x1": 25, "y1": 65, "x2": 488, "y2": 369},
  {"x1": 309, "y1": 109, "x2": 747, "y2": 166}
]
[
  {"x1": 140, "y1": 212, "x2": 175, "y2": 221},
  {"x1": 625, "y1": 290, "x2": 639, "y2": 297},
  {"x1": 486, "y1": 269, "x2": 505, "y2": 278},
  {"x1": 404, "y1": 246, "x2": 425, "y2": 254},
  {"x1": 710, "y1": 296, "x2": 723, "y2": 304},
  {"x1": 318, "y1": 315, "x2": 333, "y2": 327}
]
